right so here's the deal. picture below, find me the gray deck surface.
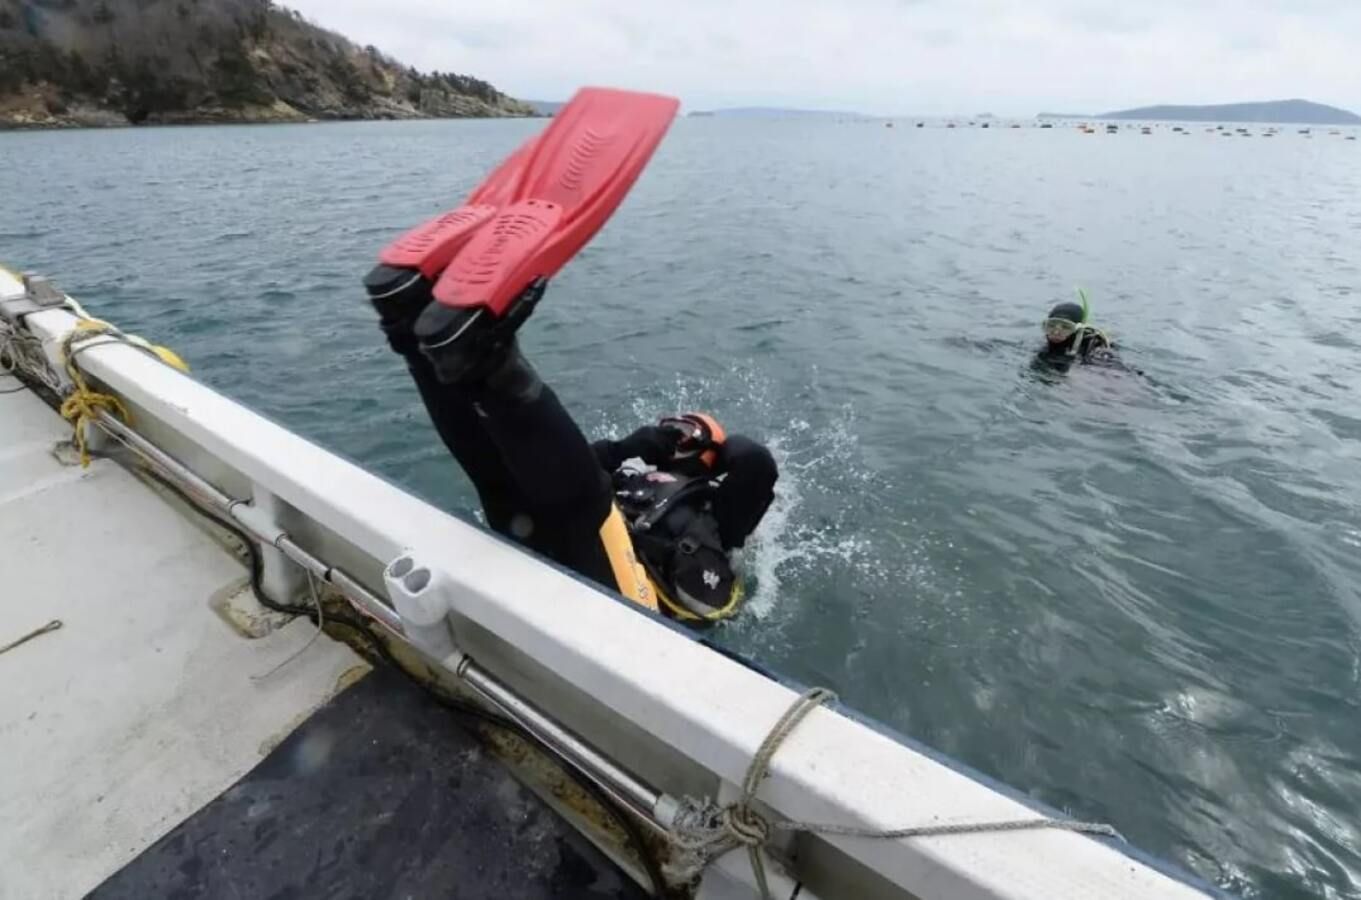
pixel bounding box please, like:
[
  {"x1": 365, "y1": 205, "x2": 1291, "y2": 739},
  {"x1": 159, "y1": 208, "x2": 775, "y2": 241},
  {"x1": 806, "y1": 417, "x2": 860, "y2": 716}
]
[
  {"x1": 0, "y1": 383, "x2": 361, "y2": 899},
  {"x1": 88, "y1": 664, "x2": 649, "y2": 900}
]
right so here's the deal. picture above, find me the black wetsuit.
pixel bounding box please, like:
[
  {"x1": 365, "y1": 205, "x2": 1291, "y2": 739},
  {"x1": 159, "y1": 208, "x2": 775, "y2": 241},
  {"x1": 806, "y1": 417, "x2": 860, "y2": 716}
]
[{"x1": 392, "y1": 332, "x2": 776, "y2": 611}]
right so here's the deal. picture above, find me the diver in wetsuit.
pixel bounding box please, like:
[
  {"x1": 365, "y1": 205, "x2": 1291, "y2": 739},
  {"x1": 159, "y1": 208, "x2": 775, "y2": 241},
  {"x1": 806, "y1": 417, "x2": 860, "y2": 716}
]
[
  {"x1": 1035, "y1": 299, "x2": 1120, "y2": 371},
  {"x1": 365, "y1": 274, "x2": 777, "y2": 624},
  {"x1": 593, "y1": 412, "x2": 777, "y2": 619}
]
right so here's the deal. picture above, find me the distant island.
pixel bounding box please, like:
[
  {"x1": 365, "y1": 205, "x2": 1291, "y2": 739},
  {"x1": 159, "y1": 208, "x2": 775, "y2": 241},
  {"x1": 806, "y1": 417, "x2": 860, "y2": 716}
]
[
  {"x1": 0, "y1": 0, "x2": 532, "y2": 129},
  {"x1": 687, "y1": 106, "x2": 867, "y2": 120},
  {"x1": 523, "y1": 100, "x2": 564, "y2": 117},
  {"x1": 1039, "y1": 99, "x2": 1360, "y2": 125}
]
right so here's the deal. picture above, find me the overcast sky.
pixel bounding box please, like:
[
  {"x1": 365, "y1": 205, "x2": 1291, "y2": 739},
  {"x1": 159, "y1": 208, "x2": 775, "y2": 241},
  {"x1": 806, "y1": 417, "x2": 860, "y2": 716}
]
[{"x1": 284, "y1": 0, "x2": 1361, "y2": 116}]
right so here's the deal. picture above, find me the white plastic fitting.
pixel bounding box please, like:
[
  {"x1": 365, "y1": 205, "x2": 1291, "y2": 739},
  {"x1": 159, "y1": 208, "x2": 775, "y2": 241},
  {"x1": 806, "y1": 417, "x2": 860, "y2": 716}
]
[{"x1": 382, "y1": 551, "x2": 457, "y2": 659}]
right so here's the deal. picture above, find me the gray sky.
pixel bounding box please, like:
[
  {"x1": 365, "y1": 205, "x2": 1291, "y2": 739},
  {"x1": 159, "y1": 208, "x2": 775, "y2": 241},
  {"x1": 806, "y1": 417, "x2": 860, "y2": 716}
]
[{"x1": 285, "y1": 0, "x2": 1361, "y2": 116}]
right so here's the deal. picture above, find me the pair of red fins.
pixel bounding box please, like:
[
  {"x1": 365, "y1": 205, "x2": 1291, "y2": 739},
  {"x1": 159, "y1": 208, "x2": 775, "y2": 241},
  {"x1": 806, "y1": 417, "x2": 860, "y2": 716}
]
[{"x1": 378, "y1": 87, "x2": 679, "y2": 319}]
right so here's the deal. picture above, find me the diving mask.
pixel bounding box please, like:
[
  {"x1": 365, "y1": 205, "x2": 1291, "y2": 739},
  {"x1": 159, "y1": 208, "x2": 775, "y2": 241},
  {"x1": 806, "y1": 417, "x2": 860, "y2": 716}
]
[
  {"x1": 1043, "y1": 317, "x2": 1082, "y2": 341},
  {"x1": 659, "y1": 413, "x2": 726, "y2": 468}
]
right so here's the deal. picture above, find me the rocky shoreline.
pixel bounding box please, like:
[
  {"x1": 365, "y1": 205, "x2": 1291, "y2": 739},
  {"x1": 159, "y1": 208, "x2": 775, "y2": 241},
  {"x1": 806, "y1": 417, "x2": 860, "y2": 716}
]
[
  {"x1": 0, "y1": 2, "x2": 534, "y2": 132},
  {"x1": 0, "y1": 89, "x2": 533, "y2": 131}
]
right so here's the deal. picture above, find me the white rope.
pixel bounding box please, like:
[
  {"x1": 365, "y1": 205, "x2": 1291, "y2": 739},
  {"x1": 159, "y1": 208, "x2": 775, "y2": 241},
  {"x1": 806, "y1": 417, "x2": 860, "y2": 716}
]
[
  {"x1": 2, "y1": 292, "x2": 187, "y2": 394},
  {"x1": 665, "y1": 687, "x2": 1123, "y2": 898},
  {"x1": 0, "y1": 319, "x2": 62, "y2": 392}
]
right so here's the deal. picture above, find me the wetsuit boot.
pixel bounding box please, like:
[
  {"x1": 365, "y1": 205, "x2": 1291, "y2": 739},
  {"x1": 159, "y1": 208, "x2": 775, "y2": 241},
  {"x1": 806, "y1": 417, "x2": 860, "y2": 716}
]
[{"x1": 363, "y1": 264, "x2": 434, "y2": 357}]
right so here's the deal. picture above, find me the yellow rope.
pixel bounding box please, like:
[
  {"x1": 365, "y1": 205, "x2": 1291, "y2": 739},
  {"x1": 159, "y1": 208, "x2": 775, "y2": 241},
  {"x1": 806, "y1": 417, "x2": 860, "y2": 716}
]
[
  {"x1": 56, "y1": 318, "x2": 188, "y2": 467},
  {"x1": 3, "y1": 270, "x2": 187, "y2": 466},
  {"x1": 59, "y1": 385, "x2": 129, "y2": 466},
  {"x1": 59, "y1": 321, "x2": 126, "y2": 466}
]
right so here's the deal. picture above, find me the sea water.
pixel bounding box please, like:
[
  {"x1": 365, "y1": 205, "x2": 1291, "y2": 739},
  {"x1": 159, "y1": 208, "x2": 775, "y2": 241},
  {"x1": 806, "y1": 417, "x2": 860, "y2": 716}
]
[{"x1": 4, "y1": 117, "x2": 1360, "y2": 898}]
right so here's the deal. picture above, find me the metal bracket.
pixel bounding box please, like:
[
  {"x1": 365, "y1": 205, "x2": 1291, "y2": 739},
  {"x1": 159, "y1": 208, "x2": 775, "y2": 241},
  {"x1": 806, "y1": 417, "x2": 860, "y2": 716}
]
[{"x1": 0, "y1": 273, "x2": 70, "y2": 326}]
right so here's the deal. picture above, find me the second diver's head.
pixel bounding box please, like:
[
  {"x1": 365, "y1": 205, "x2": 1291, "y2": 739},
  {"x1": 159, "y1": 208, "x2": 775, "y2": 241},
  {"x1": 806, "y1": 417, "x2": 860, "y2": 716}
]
[
  {"x1": 1042, "y1": 301, "x2": 1086, "y2": 350},
  {"x1": 659, "y1": 412, "x2": 726, "y2": 471}
]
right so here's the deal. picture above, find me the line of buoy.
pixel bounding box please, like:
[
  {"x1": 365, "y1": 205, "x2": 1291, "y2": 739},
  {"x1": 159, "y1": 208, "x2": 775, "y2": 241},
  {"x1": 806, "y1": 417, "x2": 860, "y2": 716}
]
[{"x1": 875, "y1": 120, "x2": 1357, "y2": 140}]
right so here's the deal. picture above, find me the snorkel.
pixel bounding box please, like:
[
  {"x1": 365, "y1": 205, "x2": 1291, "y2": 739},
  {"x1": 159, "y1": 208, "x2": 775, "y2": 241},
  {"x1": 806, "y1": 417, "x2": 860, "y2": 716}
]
[{"x1": 1068, "y1": 287, "x2": 1092, "y2": 357}]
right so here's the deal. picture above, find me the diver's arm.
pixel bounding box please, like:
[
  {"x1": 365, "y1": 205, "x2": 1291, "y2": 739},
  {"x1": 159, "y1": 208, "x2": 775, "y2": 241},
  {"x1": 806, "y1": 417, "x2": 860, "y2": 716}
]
[
  {"x1": 1083, "y1": 340, "x2": 1156, "y2": 379},
  {"x1": 711, "y1": 435, "x2": 778, "y2": 549},
  {"x1": 591, "y1": 440, "x2": 623, "y2": 472},
  {"x1": 592, "y1": 425, "x2": 680, "y2": 471}
]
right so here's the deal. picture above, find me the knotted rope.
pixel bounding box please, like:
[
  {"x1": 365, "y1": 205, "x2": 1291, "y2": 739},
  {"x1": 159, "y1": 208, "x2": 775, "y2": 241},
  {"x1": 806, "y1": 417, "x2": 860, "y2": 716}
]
[
  {"x1": 665, "y1": 687, "x2": 1122, "y2": 898},
  {"x1": 56, "y1": 317, "x2": 189, "y2": 466}
]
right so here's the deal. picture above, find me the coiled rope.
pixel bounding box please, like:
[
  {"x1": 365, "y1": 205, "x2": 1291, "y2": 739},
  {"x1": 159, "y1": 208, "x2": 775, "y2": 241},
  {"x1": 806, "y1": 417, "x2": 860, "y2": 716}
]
[
  {"x1": 3, "y1": 284, "x2": 188, "y2": 467},
  {"x1": 1, "y1": 319, "x2": 61, "y2": 393},
  {"x1": 58, "y1": 320, "x2": 132, "y2": 466}
]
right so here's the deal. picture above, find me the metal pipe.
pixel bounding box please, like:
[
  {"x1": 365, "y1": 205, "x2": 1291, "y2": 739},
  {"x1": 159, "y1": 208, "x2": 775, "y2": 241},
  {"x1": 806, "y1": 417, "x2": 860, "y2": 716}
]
[
  {"x1": 284, "y1": 539, "x2": 406, "y2": 636},
  {"x1": 455, "y1": 656, "x2": 663, "y2": 819},
  {"x1": 96, "y1": 411, "x2": 233, "y2": 508}
]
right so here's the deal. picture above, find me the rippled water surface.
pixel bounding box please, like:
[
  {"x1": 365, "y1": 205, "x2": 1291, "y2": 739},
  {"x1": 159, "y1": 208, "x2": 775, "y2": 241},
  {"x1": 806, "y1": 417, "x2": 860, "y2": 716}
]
[{"x1": 4, "y1": 118, "x2": 1361, "y2": 898}]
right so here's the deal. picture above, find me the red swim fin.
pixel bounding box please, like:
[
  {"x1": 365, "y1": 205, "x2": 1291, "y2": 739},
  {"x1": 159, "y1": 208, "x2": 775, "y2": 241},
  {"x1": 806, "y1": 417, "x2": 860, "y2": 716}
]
[
  {"x1": 378, "y1": 87, "x2": 677, "y2": 315},
  {"x1": 377, "y1": 134, "x2": 541, "y2": 278},
  {"x1": 433, "y1": 88, "x2": 677, "y2": 314}
]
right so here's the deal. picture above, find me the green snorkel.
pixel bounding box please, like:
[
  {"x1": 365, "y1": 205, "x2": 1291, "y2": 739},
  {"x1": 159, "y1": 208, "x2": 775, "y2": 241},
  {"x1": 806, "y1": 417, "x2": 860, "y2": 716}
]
[
  {"x1": 1064, "y1": 287, "x2": 1092, "y2": 356},
  {"x1": 1070, "y1": 287, "x2": 1114, "y2": 356}
]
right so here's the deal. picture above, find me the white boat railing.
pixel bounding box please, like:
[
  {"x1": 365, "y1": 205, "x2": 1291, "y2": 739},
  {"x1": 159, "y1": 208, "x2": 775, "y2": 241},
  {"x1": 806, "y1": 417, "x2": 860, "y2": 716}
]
[{"x1": 1, "y1": 268, "x2": 1207, "y2": 899}]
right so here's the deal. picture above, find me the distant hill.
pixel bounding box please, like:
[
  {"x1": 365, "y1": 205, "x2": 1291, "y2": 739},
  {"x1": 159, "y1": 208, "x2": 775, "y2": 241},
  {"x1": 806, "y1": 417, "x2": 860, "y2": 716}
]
[
  {"x1": 1099, "y1": 99, "x2": 1360, "y2": 125},
  {"x1": 688, "y1": 106, "x2": 866, "y2": 119},
  {"x1": 523, "y1": 99, "x2": 563, "y2": 116},
  {"x1": 0, "y1": 0, "x2": 532, "y2": 128}
]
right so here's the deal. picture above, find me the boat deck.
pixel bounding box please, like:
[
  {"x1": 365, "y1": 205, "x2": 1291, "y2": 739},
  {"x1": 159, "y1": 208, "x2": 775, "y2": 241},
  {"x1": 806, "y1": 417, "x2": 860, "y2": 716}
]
[
  {"x1": 89, "y1": 665, "x2": 646, "y2": 900},
  {"x1": 0, "y1": 382, "x2": 640, "y2": 899}
]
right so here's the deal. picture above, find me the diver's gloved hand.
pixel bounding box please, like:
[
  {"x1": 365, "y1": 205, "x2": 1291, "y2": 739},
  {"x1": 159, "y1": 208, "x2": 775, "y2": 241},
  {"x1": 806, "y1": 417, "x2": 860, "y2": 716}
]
[{"x1": 616, "y1": 425, "x2": 681, "y2": 466}]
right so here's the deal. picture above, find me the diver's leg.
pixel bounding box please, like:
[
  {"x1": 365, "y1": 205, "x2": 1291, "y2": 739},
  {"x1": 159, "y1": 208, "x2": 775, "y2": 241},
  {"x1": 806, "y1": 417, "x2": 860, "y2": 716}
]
[
  {"x1": 712, "y1": 435, "x2": 778, "y2": 550},
  {"x1": 466, "y1": 344, "x2": 620, "y2": 589},
  {"x1": 403, "y1": 356, "x2": 532, "y2": 537},
  {"x1": 372, "y1": 283, "x2": 530, "y2": 538},
  {"x1": 380, "y1": 278, "x2": 619, "y2": 591}
]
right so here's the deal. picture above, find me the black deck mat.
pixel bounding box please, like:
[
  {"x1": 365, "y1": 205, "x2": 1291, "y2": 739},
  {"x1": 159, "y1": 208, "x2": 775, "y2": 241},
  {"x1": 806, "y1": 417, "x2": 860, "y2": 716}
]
[{"x1": 88, "y1": 664, "x2": 649, "y2": 900}]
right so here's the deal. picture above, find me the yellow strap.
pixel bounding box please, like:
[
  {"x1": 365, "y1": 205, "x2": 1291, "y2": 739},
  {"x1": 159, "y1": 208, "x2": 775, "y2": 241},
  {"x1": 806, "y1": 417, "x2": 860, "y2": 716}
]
[
  {"x1": 149, "y1": 344, "x2": 190, "y2": 372},
  {"x1": 599, "y1": 503, "x2": 745, "y2": 623},
  {"x1": 655, "y1": 576, "x2": 744, "y2": 623},
  {"x1": 598, "y1": 504, "x2": 660, "y2": 612}
]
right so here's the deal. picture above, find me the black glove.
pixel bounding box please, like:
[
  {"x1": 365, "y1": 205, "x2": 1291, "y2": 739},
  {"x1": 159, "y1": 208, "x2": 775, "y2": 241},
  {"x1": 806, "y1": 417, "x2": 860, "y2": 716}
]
[{"x1": 617, "y1": 424, "x2": 681, "y2": 466}]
